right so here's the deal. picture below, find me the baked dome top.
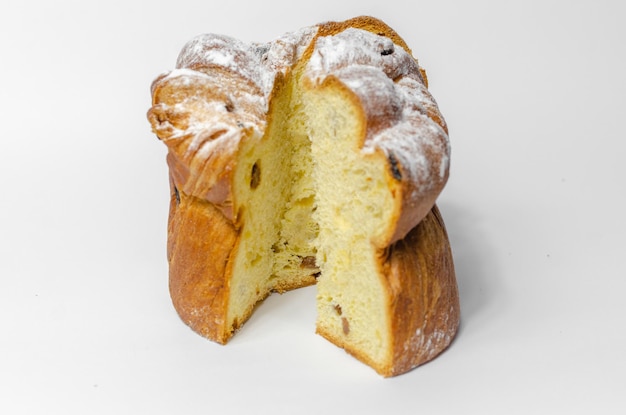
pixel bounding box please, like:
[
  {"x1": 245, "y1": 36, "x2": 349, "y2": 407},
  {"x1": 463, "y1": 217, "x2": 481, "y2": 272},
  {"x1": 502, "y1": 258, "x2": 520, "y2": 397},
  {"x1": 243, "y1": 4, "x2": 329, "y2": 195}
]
[{"x1": 149, "y1": 16, "x2": 450, "y2": 242}]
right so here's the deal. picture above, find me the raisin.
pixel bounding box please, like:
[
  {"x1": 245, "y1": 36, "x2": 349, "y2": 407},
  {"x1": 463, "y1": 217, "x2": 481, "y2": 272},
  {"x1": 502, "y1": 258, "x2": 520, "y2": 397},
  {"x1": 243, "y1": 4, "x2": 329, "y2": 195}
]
[
  {"x1": 380, "y1": 41, "x2": 394, "y2": 56},
  {"x1": 250, "y1": 161, "x2": 261, "y2": 189},
  {"x1": 342, "y1": 317, "x2": 350, "y2": 335},
  {"x1": 388, "y1": 152, "x2": 402, "y2": 180},
  {"x1": 224, "y1": 99, "x2": 234, "y2": 113},
  {"x1": 300, "y1": 256, "x2": 317, "y2": 268}
]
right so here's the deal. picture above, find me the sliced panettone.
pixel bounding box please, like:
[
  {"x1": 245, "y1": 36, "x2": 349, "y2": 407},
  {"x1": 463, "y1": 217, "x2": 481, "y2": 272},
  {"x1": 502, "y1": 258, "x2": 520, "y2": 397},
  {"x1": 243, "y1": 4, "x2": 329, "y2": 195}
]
[{"x1": 148, "y1": 16, "x2": 459, "y2": 376}]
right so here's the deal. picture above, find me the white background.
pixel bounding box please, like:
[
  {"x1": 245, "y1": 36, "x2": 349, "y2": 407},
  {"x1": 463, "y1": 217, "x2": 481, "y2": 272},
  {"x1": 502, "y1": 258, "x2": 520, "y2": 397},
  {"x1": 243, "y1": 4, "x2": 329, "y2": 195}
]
[{"x1": 1, "y1": 0, "x2": 625, "y2": 413}]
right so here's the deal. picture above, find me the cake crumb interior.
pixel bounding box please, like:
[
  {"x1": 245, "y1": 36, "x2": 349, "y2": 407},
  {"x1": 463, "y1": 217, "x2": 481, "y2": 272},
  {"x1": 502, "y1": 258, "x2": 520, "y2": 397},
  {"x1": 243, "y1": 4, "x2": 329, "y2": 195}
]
[{"x1": 229, "y1": 69, "x2": 395, "y2": 366}]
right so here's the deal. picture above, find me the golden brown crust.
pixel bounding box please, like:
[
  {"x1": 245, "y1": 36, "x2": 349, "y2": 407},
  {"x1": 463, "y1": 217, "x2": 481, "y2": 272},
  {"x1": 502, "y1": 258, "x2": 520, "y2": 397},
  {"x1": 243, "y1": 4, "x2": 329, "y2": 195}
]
[
  {"x1": 166, "y1": 181, "x2": 238, "y2": 344},
  {"x1": 385, "y1": 204, "x2": 460, "y2": 376}
]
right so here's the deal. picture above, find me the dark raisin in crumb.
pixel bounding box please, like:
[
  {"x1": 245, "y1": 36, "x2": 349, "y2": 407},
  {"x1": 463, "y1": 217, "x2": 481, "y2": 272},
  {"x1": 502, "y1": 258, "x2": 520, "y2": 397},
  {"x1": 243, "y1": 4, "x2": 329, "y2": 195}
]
[
  {"x1": 250, "y1": 161, "x2": 261, "y2": 189},
  {"x1": 300, "y1": 256, "x2": 317, "y2": 268},
  {"x1": 342, "y1": 317, "x2": 350, "y2": 335}
]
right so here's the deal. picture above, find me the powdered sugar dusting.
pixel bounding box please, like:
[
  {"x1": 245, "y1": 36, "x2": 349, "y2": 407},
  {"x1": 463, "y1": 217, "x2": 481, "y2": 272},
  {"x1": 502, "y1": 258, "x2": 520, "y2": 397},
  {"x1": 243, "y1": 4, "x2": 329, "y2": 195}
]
[
  {"x1": 156, "y1": 27, "x2": 321, "y2": 157},
  {"x1": 151, "y1": 24, "x2": 449, "y2": 225},
  {"x1": 304, "y1": 28, "x2": 450, "y2": 199},
  {"x1": 176, "y1": 34, "x2": 275, "y2": 101},
  {"x1": 306, "y1": 28, "x2": 424, "y2": 85},
  {"x1": 263, "y1": 25, "x2": 318, "y2": 74},
  {"x1": 150, "y1": 28, "x2": 319, "y2": 207},
  {"x1": 174, "y1": 27, "x2": 319, "y2": 107}
]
